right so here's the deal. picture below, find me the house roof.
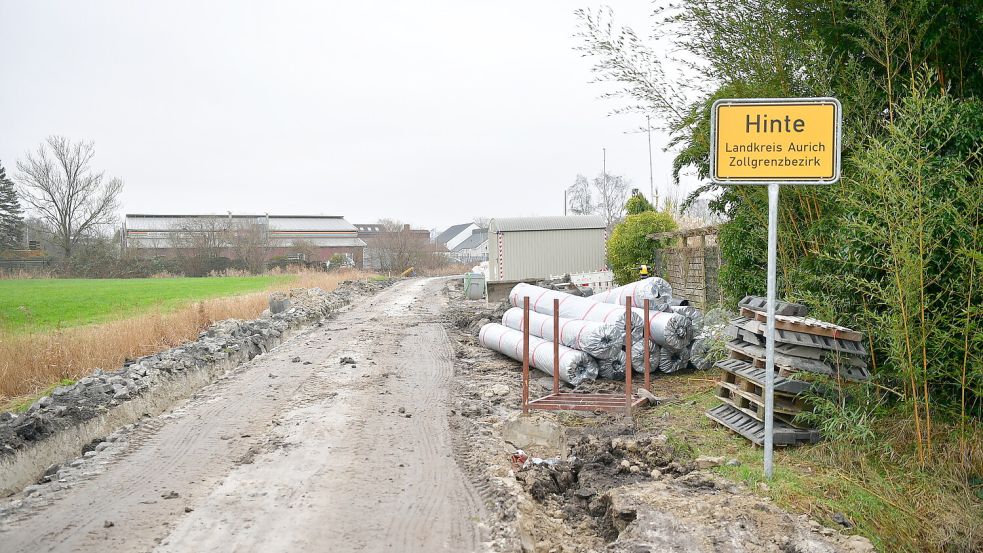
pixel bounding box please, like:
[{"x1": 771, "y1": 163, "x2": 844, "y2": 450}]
[
  {"x1": 489, "y1": 215, "x2": 606, "y2": 233},
  {"x1": 452, "y1": 230, "x2": 488, "y2": 252},
  {"x1": 435, "y1": 223, "x2": 474, "y2": 244}
]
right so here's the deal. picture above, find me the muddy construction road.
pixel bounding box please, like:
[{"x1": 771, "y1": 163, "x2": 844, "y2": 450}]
[
  {"x1": 0, "y1": 278, "x2": 485, "y2": 553},
  {"x1": 1, "y1": 277, "x2": 874, "y2": 553}
]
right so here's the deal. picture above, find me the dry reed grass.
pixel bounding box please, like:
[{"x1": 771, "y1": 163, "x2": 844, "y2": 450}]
[
  {"x1": 0, "y1": 269, "x2": 373, "y2": 406},
  {"x1": 419, "y1": 264, "x2": 471, "y2": 277}
]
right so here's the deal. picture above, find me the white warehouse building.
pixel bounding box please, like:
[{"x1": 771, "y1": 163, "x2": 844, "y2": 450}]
[{"x1": 486, "y1": 215, "x2": 608, "y2": 299}]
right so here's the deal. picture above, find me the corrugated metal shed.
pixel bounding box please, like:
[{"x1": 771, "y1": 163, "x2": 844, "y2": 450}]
[
  {"x1": 488, "y1": 216, "x2": 608, "y2": 282},
  {"x1": 491, "y1": 215, "x2": 605, "y2": 232}
]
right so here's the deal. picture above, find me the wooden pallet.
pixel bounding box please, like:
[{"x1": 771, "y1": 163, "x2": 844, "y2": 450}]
[
  {"x1": 731, "y1": 316, "x2": 867, "y2": 355},
  {"x1": 713, "y1": 358, "x2": 812, "y2": 394},
  {"x1": 707, "y1": 404, "x2": 821, "y2": 446},
  {"x1": 739, "y1": 308, "x2": 863, "y2": 342},
  {"x1": 726, "y1": 326, "x2": 867, "y2": 368},
  {"x1": 726, "y1": 339, "x2": 871, "y2": 381},
  {"x1": 738, "y1": 295, "x2": 808, "y2": 317}
]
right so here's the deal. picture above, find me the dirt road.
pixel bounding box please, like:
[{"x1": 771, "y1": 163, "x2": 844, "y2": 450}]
[{"x1": 0, "y1": 278, "x2": 486, "y2": 553}]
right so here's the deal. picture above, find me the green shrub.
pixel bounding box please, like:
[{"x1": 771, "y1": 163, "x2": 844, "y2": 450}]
[
  {"x1": 607, "y1": 211, "x2": 677, "y2": 285},
  {"x1": 625, "y1": 193, "x2": 654, "y2": 215}
]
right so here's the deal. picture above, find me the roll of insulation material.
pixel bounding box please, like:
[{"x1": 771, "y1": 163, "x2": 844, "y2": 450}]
[
  {"x1": 591, "y1": 277, "x2": 672, "y2": 310},
  {"x1": 627, "y1": 341, "x2": 662, "y2": 373},
  {"x1": 509, "y1": 283, "x2": 644, "y2": 342},
  {"x1": 478, "y1": 323, "x2": 598, "y2": 385},
  {"x1": 597, "y1": 352, "x2": 627, "y2": 380},
  {"x1": 501, "y1": 307, "x2": 624, "y2": 360},
  {"x1": 632, "y1": 307, "x2": 692, "y2": 350},
  {"x1": 669, "y1": 305, "x2": 703, "y2": 340},
  {"x1": 658, "y1": 346, "x2": 692, "y2": 374}
]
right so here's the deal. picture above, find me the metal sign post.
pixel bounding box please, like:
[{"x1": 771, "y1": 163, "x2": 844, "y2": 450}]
[
  {"x1": 710, "y1": 97, "x2": 842, "y2": 479},
  {"x1": 764, "y1": 182, "x2": 779, "y2": 477}
]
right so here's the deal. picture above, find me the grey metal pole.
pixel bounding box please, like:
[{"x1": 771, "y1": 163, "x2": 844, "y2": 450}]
[
  {"x1": 764, "y1": 182, "x2": 779, "y2": 479},
  {"x1": 647, "y1": 115, "x2": 655, "y2": 207}
]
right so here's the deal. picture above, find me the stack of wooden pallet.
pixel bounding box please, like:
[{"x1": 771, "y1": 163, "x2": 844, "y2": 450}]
[{"x1": 706, "y1": 296, "x2": 869, "y2": 446}]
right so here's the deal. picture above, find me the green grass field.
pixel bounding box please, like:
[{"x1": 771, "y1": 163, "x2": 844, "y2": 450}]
[{"x1": 0, "y1": 276, "x2": 294, "y2": 334}]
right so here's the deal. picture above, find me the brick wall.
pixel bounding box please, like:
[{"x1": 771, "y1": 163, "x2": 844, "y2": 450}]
[{"x1": 651, "y1": 227, "x2": 721, "y2": 310}]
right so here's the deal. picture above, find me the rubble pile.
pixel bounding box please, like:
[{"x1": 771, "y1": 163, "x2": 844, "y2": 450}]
[
  {"x1": 707, "y1": 295, "x2": 870, "y2": 446},
  {"x1": 538, "y1": 273, "x2": 593, "y2": 296},
  {"x1": 0, "y1": 279, "x2": 393, "y2": 458}
]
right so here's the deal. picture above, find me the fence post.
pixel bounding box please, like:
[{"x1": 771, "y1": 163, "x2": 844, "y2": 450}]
[
  {"x1": 625, "y1": 298, "x2": 633, "y2": 416},
  {"x1": 643, "y1": 299, "x2": 651, "y2": 392},
  {"x1": 552, "y1": 298, "x2": 560, "y2": 396},
  {"x1": 522, "y1": 297, "x2": 530, "y2": 415}
]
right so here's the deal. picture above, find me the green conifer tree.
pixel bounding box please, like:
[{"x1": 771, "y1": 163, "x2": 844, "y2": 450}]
[{"x1": 0, "y1": 161, "x2": 24, "y2": 251}]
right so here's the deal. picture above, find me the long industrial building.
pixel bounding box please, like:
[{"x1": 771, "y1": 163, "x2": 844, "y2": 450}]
[{"x1": 122, "y1": 214, "x2": 366, "y2": 266}]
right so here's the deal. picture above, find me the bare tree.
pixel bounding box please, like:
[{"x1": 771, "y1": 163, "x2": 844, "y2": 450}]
[
  {"x1": 566, "y1": 174, "x2": 593, "y2": 215},
  {"x1": 288, "y1": 239, "x2": 320, "y2": 262},
  {"x1": 368, "y1": 219, "x2": 439, "y2": 273},
  {"x1": 168, "y1": 216, "x2": 229, "y2": 276},
  {"x1": 593, "y1": 172, "x2": 629, "y2": 229},
  {"x1": 228, "y1": 218, "x2": 270, "y2": 273},
  {"x1": 15, "y1": 136, "x2": 123, "y2": 259},
  {"x1": 566, "y1": 172, "x2": 629, "y2": 228}
]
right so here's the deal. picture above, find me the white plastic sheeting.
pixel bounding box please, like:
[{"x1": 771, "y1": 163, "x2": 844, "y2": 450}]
[
  {"x1": 501, "y1": 307, "x2": 623, "y2": 360},
  {"x1": 478, "y1": 323, "x2": 598, "y2": 385},
  {"x1": 658, "y1": 346, "x2": 692, "y2": 374},
  {"x1": 689, "y1": 307, "x2": 730, "y2": 370},
  {"x1": 598, "y1": 342, "x2": 662, "y2": 378},
  {"x1": 598, "y1": 352, "x2": 626, "y2": 380},
  {"x1": 633, "y1": 308, "x2": 692, "y2": 350},
  {"x1": 509, "y1": 283, "x2": 644, "y2": 341},
  {"x1": 669, "y1": 305, "x2": 702, "y2": 339},
  {"x1": 591, "y1": 277, "x2": 673, "y2": 311},
  {"x1": 628, "y1": 341, "x2": 662, "y2": 373}
]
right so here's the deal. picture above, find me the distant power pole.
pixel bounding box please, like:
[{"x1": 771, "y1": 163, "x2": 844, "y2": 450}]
[
  {"x1": 647, "y1": 115, "x2": 656, "y2": 208},
  {"x1": 602, "y1": 147, "x2": 607, "y2": 184}
]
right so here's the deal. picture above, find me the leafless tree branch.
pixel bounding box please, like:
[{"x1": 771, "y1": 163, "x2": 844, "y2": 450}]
[{"x1": 15, "y1": 136, "x2": 123, "y2": 258}]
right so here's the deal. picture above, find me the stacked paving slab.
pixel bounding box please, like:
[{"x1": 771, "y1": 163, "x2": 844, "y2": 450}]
[{"x1": 706, "y1": 296, "x2": 870, "y2": 446}]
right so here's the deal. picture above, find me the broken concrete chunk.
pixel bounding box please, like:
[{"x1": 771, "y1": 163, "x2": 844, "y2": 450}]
[{"x1": 693, "y1": 456, "x2": 726, "y2": 470}]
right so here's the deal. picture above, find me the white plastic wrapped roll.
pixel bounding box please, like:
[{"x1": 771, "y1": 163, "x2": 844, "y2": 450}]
[
  {"x1": 591, "y1": 277, "x2": 673, "y2": 310},
  {"x1": 627, "y1": 341, "x2": 661, "y2": 373},
  {"x1": 632, "y1": 307, "x2": 693, "y2": 349},
  {"x1": 478, "y1": 323, "x2": 598, "y2": 385},
  {"x1": 658, "y1": 346, "x2": 692, "y2": 373},
  {"x1": 509, "y1": 283, "x2": 644, "y2": 341},
  {"x1": 669, "y1": 305, "x2": 702, "y2": 340},
  {"x1": 501, "y1": 307, "x2": 624, "y2": 360},
  {"x1": 597, "y1": 353, "x2": 626, "y2": 380}
]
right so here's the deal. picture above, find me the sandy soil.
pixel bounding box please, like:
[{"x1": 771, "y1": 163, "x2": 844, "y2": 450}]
[{"x1": 0, "y1": 277, "x2": 485, "y2": 553}]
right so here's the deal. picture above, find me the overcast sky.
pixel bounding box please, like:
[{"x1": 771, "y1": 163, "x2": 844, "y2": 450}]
[{"x1": 0, "y1": 1, "x2": 691, "y2": 232}]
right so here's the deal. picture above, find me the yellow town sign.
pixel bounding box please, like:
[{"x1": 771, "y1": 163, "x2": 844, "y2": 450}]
[{"x1": 710, "y1": 98, "x2": 841, "y2": 185}]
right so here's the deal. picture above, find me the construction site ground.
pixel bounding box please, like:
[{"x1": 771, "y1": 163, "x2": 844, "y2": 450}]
[{"x1": 0, "y1": 277, "x2": 874, "y2": 552}]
